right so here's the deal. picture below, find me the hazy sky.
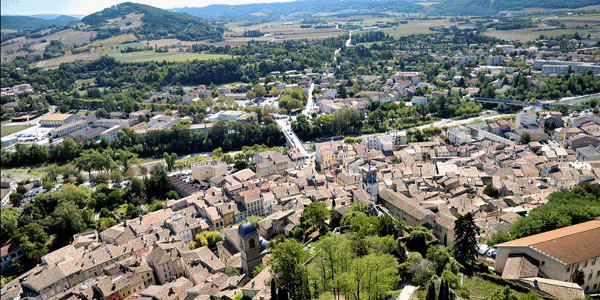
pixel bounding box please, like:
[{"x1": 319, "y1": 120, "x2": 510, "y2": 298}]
[{"x1": 1, "y1": 0, "x2": 292, "y2": 16}]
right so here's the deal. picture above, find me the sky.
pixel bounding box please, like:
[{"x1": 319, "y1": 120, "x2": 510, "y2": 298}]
[{"x1": 1, "y1": 0, "x2": 293, "y2": 16}]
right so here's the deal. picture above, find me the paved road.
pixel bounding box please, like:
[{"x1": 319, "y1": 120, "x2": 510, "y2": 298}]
[
  {"x1": 277, "y1": 118, "x2": 309, "y2": 157},
  {"x1": 334, "y1": 31, "x2": 352, "y2": 68},
  {"x1": 301, "y1": 83, "x2": 316, "y2": 116},
  {"x1": 396, "y1": 283, "x2": 417, "y2": 300},
  {"x1": 556, "y1": 92, "x2": 600, "y2": 105},
  {"x1": 415, "y1": 111, "x2": 513, "y2": 131}
]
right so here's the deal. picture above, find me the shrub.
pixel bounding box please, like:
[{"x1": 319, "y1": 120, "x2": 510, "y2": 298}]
[{"x1": 442, "y1": 267, "x2": 461, "y2": 289}]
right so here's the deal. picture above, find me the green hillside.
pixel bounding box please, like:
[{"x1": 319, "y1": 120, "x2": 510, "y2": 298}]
[
  {"x1": 1, "y1": 15, "x2": 77, "y2": 31},
  {"x1": 431, "y1": 0, "x2": 600, "y2": 15},
  {"x1": 81, "y1": 2, "x2": 223, "y2": 41}
]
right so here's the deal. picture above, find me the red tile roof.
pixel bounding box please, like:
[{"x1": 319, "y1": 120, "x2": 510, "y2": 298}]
[{"x1": 498, "y1": 217, "x2": 600, "y2": 264}]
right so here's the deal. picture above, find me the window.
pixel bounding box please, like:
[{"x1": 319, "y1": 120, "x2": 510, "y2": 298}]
[
  {"x1": 592, "y1": 259, "x2": 596, "y2": 266},
  {"x1": 249, "y1": 239, "x2": 256, "y2": 248},
  {"x1": 589, "y1": 273, "x2": 593, "y2": 280},
  {"x1": 584, "y1": 261, "x2": 588, "y2": 268},
  {"x1": 597, "y1": 270, "x2": 600, "y2": 277},
  {"x1": 594, "y1": 284, "x2": 597, "y2": 290},
  {"x1": 541, "y1": 261, "x2": 545, "y2": 266},
  {"x1": 567, "y1": 267, "x2": 570, "y2": 272}
]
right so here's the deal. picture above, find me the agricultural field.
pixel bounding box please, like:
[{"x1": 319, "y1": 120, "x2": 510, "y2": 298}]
[
  {"x1": 416, "y1": 2, "x2": 439, "y2": 7},
  {"x1": 106, "y1": 50, "x2": 235, "y2": 63},
  {"x1": 33, "y1": 51, "x2": 103, "y2": 68},
  {"x1": 76, "y1": 33, "x2": 138, "y2": 50},
  {"x1": 554, "y1": 15, "x2": 600, "y2": 28},
  {"x1": 380, "y1": 19, "x2": 459, "y2": 38},
  {"x1": 2, "y1": 28, "x2": 97, "y2": 62},
  {"x1": 486, "y1": 27, "x2": 600, "y2": 42},
  {"x1": 486, "y1": 12, "x2": 600, "y2": 42},
  {"x1": 220, "y1": 20, "x2": 345, "y2": 45},
  {"x1": 140, "y1": 38, "x2": 203, "y2": 48}
]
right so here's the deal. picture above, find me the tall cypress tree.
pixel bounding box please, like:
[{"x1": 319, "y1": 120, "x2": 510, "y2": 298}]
[
  {"x1": 271, "y1": 279, "x2": 277, "y2": 300},
  {"x1": 426, "y1": 281, "x2": 436, "y2": 300},
  {"x1": 437, "y1": 279, "x2": 446, "y2": 300},
  {"x1": 452, "y1": 212, "x2": 481, "y2": 270},
  {"x1": 278, "y1": 287, "x2": 288, "y2": 300}
]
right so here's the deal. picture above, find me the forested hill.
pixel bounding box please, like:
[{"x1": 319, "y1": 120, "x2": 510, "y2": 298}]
[
  {"x1": 1, "y1": 15, "x2": 78, "y2": 31},
  {"x1": 431, "y1": 0, "x2": 600, "y2": 15},
  {"x1": 81, "y1": 2, "x2": 223, "y2": 41}
]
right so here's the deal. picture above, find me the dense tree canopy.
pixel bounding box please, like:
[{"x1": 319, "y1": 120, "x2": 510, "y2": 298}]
[{"x1": 509, "y1": 183, "x2": 600, "y2": 239}]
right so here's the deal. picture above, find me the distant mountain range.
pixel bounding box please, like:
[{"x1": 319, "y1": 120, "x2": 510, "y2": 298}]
[
  {"x1": 2, "y1": 0, "x2": 599, "y2": 32},
  {"x1": 430, "y1": 0, "x2": 600, "y2": 15},
  {"x1": 170, "y1": 0, "x2": 600, "y2": 19},
  {"x1": 169, "y1": 0, "x2": 423, "y2": 20},
  {"x1": 1, "y1": 15, "x2": 79, "y2": 30},
  {"x1": 30, "y1": 14, "x2": 85, "y2": 20}
]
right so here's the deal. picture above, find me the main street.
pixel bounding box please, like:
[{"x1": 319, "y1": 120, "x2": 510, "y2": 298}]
[
  {"x1": 277, "y1": 82, "x2": 316, "y2": 165},
  {"x1": 281, "y1": 31, "x2": 351, "y2": 167}
]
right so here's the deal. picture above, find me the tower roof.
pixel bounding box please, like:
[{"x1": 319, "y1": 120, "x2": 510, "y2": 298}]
[{"x1": 238, "y1": 222, "x2": 258, "y2": 238}]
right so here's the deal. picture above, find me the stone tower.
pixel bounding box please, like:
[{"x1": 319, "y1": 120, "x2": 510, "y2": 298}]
[
  {"x1": 238, "y1": 222, "x2": 262, "y2": 275},
  {"x1": 360, "y1": 165, "x2": 379, "y2": 203}
]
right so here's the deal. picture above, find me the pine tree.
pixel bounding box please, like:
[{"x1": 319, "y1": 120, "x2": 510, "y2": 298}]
[{"x1": 426, "y1": 281, "x2": 436, "y2": 300}]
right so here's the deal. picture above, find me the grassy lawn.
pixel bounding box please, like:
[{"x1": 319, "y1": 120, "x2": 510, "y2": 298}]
[
  {"x1": 1, "y1": 123, "x2": 32, "y2": 137},
  {"x1": 461, "y1": 275, "x2": 527, "y2": 299},
  {"x1": 115, "y1": 204, "x2": 128, "y2": 218},
  {"x1": 75, "y1": 78, "x2": 95, "y2": 86},
  {"x1": 73, "y1": 110, "x2": 93, "y2": 116},
  {"x1": 412, "y1": 275, "x2": 528, "y2": 299}
]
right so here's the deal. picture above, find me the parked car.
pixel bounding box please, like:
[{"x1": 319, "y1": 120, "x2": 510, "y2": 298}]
[
  {"x1": 476, "y1": 244, "x2": 489, "y2": 255},
  {"x1": 486, "y1": 249, "x2": 497, "y2": 259}
]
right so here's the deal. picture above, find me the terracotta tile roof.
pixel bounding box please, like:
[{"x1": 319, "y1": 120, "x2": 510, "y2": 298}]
[
  {"x1": 379, "y1": 188, "x2": 434, "y2": 221},
  {"x1": 502, "y1": 255, "x2": 539, "y2": 280},
  {"x1": 497, "y1": 217, "x2": 600, "y2": 264}
]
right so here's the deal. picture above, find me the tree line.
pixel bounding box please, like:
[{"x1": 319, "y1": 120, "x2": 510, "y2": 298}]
[{"x1": 1, "y1": 120, "x2": 285, "y2": 168}]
